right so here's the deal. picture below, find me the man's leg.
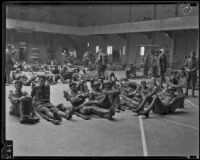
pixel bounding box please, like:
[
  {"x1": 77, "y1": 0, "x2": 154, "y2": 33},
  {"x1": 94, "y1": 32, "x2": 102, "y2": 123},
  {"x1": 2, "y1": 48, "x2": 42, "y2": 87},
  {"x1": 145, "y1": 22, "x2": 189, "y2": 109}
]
[
  {"x1": 91, "y1": 106, "x2": 115, "y2": 120},
  {"x1": 52, "y1": 75, "x2": 57, "y2": 83},
  {"x1": 39, "y1": 107, "x2": 54, "y2": 119},
  {"x1": 6, "y1": 68, "x2": 11, "y2": 85},
  {"x1": 139, "y1": 96, "x2": 159, "y2": 118},
  {"x1": 132, "y1": 95, "x2": 151, "y2": 113},
  {"x1": 58, "y1": 74, "x2": 66, "y2": 83},
  {"x1": 185, "y1": 73, "x2": 191, "y2": 96},
  {"x1": 191, "y1": 74, "x2": 197, "y2": 96}
]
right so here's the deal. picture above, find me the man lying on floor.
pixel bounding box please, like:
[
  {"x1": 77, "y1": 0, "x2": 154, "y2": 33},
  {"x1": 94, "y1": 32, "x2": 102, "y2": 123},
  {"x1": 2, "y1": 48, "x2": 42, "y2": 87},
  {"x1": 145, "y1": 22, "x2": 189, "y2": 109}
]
[
  {"x1": 63, "y1": 81, "x2": 115, "y2": 120},
  {"x1": 31, "y1": 75, "x2": 75, "y2": 125},
  {"x1": 132, "y1": 85, "x2": 185, "y2": 118},
  {"x1": 8, "y1": 80, "x2": 40, "y2": 124}
]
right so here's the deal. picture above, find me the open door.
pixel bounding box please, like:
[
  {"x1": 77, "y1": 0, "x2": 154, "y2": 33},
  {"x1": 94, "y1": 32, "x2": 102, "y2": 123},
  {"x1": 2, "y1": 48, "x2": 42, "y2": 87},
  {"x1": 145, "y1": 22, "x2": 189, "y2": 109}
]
[{"x1": 19, "y1": 42, "x2": 27, "y2": 61}]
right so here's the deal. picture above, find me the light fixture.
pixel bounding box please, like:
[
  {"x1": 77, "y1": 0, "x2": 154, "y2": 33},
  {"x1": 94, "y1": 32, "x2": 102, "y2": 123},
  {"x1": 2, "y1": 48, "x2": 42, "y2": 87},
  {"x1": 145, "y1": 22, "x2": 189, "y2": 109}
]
[{"x1": 179, "y1": 2, "x2": 192, "y2": 15}]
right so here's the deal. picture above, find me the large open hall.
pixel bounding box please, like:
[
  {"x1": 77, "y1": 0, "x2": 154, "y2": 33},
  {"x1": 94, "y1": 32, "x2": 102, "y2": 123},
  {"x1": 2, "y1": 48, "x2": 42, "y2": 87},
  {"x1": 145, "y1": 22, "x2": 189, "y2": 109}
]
[{"x1": 3, "y1": 1, "x2": 199, "y2": 158}]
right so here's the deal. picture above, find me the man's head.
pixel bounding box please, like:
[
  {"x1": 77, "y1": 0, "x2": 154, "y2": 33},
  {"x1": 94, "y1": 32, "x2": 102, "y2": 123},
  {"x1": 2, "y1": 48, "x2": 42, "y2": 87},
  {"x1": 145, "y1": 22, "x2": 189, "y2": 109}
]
[
  {"x1": 39, "y1": 75, "x2": 46, "y2": 86},
  {"x1": 15, "y1": 80, "x2": 23, "y2": 91},
  {"x1": 160, "y1": 48, "x2": 165, "y2": 54},
  {"x1": 166, "y1": 86, "x2": 177, "y2": 95},
  {"x1": 92, "y1": 81, "x2": 101, "y2": 90},
  {"x1": 69, "y1": 82, "x2": 79, "y2": 92},
  {"x1": 103, "y1": 80, "x2": 113, "y2": 90},
  {"x1": 74, "y1": 68, "x2": 80, "y2": 73},
  {"x1": 141, "y1": 80, "x2": 147, "y2": 88},
  {"x1": 190, "y1": 51, "x2": 196, "y2": 58}
]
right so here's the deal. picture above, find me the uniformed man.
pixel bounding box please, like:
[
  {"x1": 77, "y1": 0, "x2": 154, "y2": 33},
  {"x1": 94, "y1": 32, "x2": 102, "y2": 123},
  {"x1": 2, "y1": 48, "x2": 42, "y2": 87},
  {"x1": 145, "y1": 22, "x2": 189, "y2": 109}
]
[
  {"x1": 95, "y1": 49, "x2": 108, "y2": 78},
  {"x1": 126, "y1": 63, "x2": 136, "y2": 79},
  {"x1": 151, "y1": 54, "x2": 158, "y2": 78},
  {"x1": 8, "y1": 80, "x2": 39, "y2": 123},
  {"x1": 6, "y1": 44, "x2": 16, "y2": 85},
  {"x1": 64, "y1": 81, "x2": 115, "y2": 120},
  {"x1": 157, "y1": 48, "x2": 168, "y2": 88},
  {"x1": 184, "y1": 51, "x2": 199, "y2": 96},
  {"x1": 143, "y1": 54, "x2": 151, "y2": 77},
  {"x1": 31, "y1": 75, "x2": 73, "y2": 124},
  {"x1": 133, "y1": 86, "x2": 185, "y2": 118},
  {"x1": 83, "y1": 51, "x2": 90, "y2": 67}
]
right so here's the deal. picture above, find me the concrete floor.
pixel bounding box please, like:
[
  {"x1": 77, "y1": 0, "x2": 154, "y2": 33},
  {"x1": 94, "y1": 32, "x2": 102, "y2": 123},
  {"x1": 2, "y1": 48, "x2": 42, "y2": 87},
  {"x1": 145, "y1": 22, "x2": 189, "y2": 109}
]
[{"x1": 5, "y1": 71, "x2": 199, "y2": 157}]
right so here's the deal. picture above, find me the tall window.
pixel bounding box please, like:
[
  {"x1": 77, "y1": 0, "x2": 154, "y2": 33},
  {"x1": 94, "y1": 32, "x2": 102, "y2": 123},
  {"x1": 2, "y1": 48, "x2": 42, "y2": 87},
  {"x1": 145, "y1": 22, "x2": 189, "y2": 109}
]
[
  {"x1": 96, "y1": 46, "x2": 99, "y2": 53},
  {"x1": 140, "y1": 46, "x2": 145, "y2": 56},
  {"x1": 107, "y1": 46, "x2": 113, "y2": 55}
]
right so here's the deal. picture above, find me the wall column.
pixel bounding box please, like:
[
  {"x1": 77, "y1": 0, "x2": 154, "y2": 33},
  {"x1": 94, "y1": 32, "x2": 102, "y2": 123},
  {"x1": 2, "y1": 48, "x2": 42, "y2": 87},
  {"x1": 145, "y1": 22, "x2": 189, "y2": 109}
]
[
  {"x1": 196, "y1": 30, "x2": 199, "y2": 58},
  {"x1": 169, "y1": 32, "x2": 175, "y2": 68}
]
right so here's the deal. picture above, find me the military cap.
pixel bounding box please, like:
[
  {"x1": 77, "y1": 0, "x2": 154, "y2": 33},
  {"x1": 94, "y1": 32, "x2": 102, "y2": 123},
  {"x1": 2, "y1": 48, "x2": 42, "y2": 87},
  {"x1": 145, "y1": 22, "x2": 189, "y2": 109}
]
[
  {"x1": 103, "y1": 80, "x2": 113, "y2": 85},
  {"x1": 92, "y1": 81, "x2": 101, "y2": 86},
  {"x1": 38, "y1": 75, "x2": 46, "y2": 79},
  {"x1": 73, "y1": 68, "x2": 80, "y2": 72}
]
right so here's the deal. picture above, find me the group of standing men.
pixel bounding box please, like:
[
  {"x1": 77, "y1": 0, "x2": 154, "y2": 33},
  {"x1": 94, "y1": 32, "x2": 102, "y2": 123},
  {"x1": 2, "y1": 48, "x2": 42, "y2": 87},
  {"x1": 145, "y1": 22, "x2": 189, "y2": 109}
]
[{"x1": 143, "y1": 48, "x2": 198, "y2": 96}]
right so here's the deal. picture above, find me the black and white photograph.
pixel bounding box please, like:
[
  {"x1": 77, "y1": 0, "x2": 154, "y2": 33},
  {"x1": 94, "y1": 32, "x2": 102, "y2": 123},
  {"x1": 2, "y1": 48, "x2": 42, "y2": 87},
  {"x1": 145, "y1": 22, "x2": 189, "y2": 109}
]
[{"x1": 2, "y1": 1, "x2": 199, "y2": 158}]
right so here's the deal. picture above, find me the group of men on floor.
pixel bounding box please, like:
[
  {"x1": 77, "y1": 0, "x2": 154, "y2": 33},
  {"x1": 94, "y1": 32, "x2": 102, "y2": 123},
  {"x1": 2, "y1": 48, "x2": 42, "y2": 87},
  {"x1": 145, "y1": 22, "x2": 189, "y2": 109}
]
[{"x1": 6, "y1": 44, "x2": 198, "y2": 125}]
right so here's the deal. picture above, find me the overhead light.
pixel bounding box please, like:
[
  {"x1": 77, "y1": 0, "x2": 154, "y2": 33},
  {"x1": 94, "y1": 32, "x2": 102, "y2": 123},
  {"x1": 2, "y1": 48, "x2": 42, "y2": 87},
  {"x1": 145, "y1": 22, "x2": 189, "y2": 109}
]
[{"x1": 179, "y1": 3, "x2": 192, "y2": 15}]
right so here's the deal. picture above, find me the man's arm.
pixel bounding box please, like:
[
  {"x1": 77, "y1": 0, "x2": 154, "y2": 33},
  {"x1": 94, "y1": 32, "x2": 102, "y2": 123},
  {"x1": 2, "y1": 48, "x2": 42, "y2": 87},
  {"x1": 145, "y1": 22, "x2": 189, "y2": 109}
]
[
  {"x1": 8, "y1": 91, "x2": 19, "y2": 104},
  {"x1": 30, "y1": 86, "x2": 35, "y2": 98},
  {"x1": 184, "y1": 59, "x2": 189, "y2": 72}
]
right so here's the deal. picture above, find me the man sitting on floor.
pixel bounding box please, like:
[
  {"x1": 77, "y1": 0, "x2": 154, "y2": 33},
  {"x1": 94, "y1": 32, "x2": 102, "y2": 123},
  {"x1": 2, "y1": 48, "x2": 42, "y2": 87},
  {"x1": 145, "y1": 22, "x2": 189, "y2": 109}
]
[
  {"x1": 31, "y1": 75, "x2": 74, "y2": 124},
  {"x1": 132, "y1": 85, "x2": 185, "y2": 118},
  {"x1": 8, "y1": 80, "x2": 40, "y2": 123},
  {"x1": 64, "y1": 81, "x2": 115, "y2": 120},
  {"x1": 51, "y1": 65, "x2": 66, "y2": 84}
]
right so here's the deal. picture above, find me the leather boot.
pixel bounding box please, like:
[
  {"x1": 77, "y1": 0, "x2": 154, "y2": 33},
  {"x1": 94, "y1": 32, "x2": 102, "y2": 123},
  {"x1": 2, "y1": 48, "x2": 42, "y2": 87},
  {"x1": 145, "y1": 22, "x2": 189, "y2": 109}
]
[
  {"x1": 139, "y1": 111, "x2": 149, "y2": 118},
  {"x1": 192, "y1": 89, "x2": 195, "y2": 97},
  {"x1": 184, "y1": 88, "x2": 188, "y2": 96}
]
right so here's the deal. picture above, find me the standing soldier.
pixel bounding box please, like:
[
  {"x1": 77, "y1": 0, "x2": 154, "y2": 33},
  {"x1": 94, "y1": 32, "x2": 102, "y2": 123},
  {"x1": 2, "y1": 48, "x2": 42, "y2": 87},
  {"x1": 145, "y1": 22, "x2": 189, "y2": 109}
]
[
  {"x1": 151, "y1": 53, "x2": 158, "y2": 78},
  {"x1": 143, "y1": 54, "x2": 150, "y2": 77},
  {"x1": 95, "y1": 49, "x2": 107, "y2": 78},
  {"x1": 184, "y1": 51, "x2": 199, "y2": 97},
  {"x1": 157, "y1": 48, "x2": 168, "y2": 88},
  {"x1": 83, "y1": 51, "x2": 90, "y2": 67},
  {"x1": 6, "y1": 44, "x2": 16, "y2": 85}
]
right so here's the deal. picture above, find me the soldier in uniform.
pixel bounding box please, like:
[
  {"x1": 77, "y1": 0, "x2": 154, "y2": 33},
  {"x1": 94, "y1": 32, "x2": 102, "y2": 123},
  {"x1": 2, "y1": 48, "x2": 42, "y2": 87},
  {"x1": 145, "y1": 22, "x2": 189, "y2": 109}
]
[
  {"x1": 126, "y1": 63, "x2": 136, "y2": 79},
  {"x1": 31, "y1": 75, "x2": 73, "y2": 124},
  {"x1": 6, "y1": 44, "x2": 16, "y2": 85},
  {"x1": 184, "y1": 51, "x2": 199, "y2": 96},
  {"x1": 157, "y1": 48, "x2": 168, "y2": 88},
  {"x1": 64, "y1": 81, "x2": 115, "y2": 120},
  {"x1": 143, "y1": 54, "x2": 151, "y2": 77},
  {"x1": 95, "y1": 49, "x2": 108, "y2": 78},
  {"x1": 83, "y1": 51, "x2": 90, "y2": 67},
  {"x1": 8, "y1": 80, "x2": 39, "y2": 123},
  {"x1": 151, "y1": 54, "x2": 158, "y2": 78},
  {"x1": 133, "y1": 85, "x2": 185, "y2": 118}
]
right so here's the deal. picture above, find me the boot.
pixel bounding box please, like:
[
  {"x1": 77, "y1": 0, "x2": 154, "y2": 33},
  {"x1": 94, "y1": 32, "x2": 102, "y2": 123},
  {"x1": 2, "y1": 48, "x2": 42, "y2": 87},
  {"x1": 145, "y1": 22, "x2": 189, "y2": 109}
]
[
  {"x1": 66, "y1": 107, "x2": 76, "y2": 120},
  {"x1": 108, "y1": 107, "x2": 115, "y2": 120},
  {"x1": 184, "y1": 88, "x2": 188, "y2": 96},
  {"x1": 192, "y1": 89, "x2": 195, "y2": 97},
  {"x1": 132, "y1": 107, "x2": 144, "y2": 114},
  {"x1": 53, "y1": 112, "x2": 62, "y2": 121},
  {"x1": 139, "y1": 111, "x2": 149, "y2": 118}
]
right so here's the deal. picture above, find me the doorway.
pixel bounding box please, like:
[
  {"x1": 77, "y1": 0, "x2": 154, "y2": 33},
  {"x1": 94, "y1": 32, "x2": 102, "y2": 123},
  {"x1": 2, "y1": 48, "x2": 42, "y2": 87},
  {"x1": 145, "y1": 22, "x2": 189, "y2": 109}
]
[
  {"x1": 19, "y1": 42, "x2": 27, "y2": 61},
  {"x1": 112, "y1": 50, "x2": 120, "y2": 63}
]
